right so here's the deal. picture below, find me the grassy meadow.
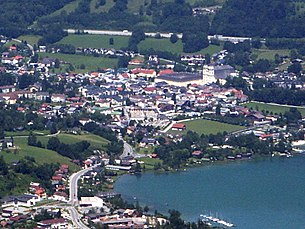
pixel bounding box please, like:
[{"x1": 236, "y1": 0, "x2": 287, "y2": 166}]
[
  {"x1": 1, "y1": 138, "x2": 79, "y2": 171},
  {"x1": 58, "y1": 34, "x2": 223, "y2": 55},
  {"x1": 38, "y1": 52, "x2": 118, "y2": 72},
  {"x1": 171, "y1": 119, "x2": 244, "y2": 135},
  {"x1": 244, "y1": 102, "x2": 305, "y2": 116},
  {"x1": 37, "y1": 133, "x2": 109, "y2": 151}
]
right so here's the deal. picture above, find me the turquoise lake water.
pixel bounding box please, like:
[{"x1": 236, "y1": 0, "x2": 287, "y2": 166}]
[{"x1": 114, "y1": 156, "x2": 305, "y2": 229}]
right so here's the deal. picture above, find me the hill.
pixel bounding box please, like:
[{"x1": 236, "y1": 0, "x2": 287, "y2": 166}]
[
  {"x1": 211, "y1": 0, "x2": 305, "y2": 38},
  {"x1": 0, "y1": 0, "x2": 74, "y2": 37}
]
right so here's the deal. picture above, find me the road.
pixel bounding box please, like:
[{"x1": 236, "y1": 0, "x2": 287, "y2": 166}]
[
  {"x1": 119, "y1": 140, "x2": 145, "y2": 159},
  {"x1": 119, "y1": 141, "x2": 134, "y2": 159},
  {"x1": 68, "y1": 206, "x2": 90, "y2": 229},
  {"x1": 68, "y1": 164, "x2": 100, "y2": 228},
  {"x1": 69, "y1": 164, "x2": 99, "y2": 205}
]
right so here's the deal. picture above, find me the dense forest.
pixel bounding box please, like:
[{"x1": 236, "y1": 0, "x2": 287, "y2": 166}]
[
  {"x1": 0, "y1": 0, "x2": 74, "y2": 37},
  {"x1": 1, "y1": 0, "x2": 305, "y2": 39},
  {"x1": 211, "y1": 0, "x2": 305, "y2": 38}
]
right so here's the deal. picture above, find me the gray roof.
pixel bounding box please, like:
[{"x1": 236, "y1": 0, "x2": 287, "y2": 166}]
[
  {"x1": 214, "y1": 65, "x2": 235, "y2": 79},
  {"x1": 157, "y1": 72, "x2": 202, "y2": 82}
]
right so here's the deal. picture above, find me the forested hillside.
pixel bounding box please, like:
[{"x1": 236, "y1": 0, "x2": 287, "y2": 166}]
[
  {"x1": 37, "y1": 0, "x2": 210, "y2": 34},
  {"x1": 1, "y1": 0, "x2": 305, "y2": 39},
  {"x1": 0, "y1": 0, "x2": 74, "y2": 37},
  {"x1": 211, "y1": 0, "x2": 305, "y2": 38}
]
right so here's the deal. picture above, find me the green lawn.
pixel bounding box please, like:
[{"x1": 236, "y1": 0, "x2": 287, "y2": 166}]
[
  {"x1": 244, "y1": 102, "x2": 305, "y2": 116},
  {"x1": 139, "y1": 38, "x2": 222, "y2": 55},
  {"x1": 252, "y1": 48, "x2": 290, "y2": 61},
  {"x1": 39, "y1": 52, "x2": 118, "y2": 72},
  {"x1": 17, "y1": 35, "x2": 42, "y2": 46},
  {"x1": 37, "y1": 133, "x2": 109, "y2": 150},
  {"x1": 58, "y1": 34, "x2": 223, "y2": 56},
  {"x1": 2, "y1": 138, "x2": 78, "y2": 171},
  {"x1": 138, "y1": 157, "x2": 163, "y2": 170},
  {"x1": 5, "y1": 130, "x2": 49, "y2": 137},
  {"x1": 57, "y1": 34, "x2": 129, "y2": 49},
  {"x1": 173, "y1": 119, "x2": 244, "y2": 135},
  {"x1": 135, "y1": 146, "x2": 155, "y2": 155}
]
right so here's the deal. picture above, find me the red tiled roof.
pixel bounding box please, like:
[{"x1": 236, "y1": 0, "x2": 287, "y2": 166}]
[
  {"x1": 131, "y1": 68, "x2": 155, "y2": 74},
  {"x1": 52, "y1": 175, "x2": 62, "y2": 181},
  {"x1": 172, "y1": 123, "x2": 186, "y2": 129},
  {"x1": 40, "y1": 218, "x2": 66, "y2": 225},
  {"x1": 144, "y1": 87, "x2": 156, "y2": 92},
  {"x1": 159, "y1": 69, "x2": 174, "y2": 75}
]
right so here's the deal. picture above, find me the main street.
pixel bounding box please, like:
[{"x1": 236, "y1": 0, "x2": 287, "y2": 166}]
[{"x1": 68, "y1": 164, "x2": 100, "y2": 228}]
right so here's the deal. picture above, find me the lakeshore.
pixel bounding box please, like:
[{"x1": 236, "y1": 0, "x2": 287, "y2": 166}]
[{"x1": 114, "y1": 155, "x2": 305, "y2": 229}]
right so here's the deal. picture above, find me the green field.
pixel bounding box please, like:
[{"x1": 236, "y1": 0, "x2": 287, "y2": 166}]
[
  {"x1": 252, "y1": 48, "x2": 290, "y2": 61},
  {"x1": 17, "y1": 35, "x2": 42, "y2": 46},
  {"x1": 173, "y1": 119, "x2": 244, "y2": 135},
  {"x1": 1, "y1": 138, "x2": 79, "y2": 171},
  {"x1": 39, "y1": 52, "x2": 118, "y2": 72},
  {"x1": 244, "y1": 102, "x2": 305, "y2": 116},
  {"x1": 58, "y1": 34, "x2": 223, "y2": 55},
  {"x1": 58, "y1": 34, "x2": 129, "y2": 49},
  {"x1": 37, "y1": 133, "x2": 109, "y2": 151},
  {"x1": 138, "y1": 157, "x2": 163, "y2": 170},
  {"x1": 5, "y1": 130, "x2": 49, "y2": 137}
]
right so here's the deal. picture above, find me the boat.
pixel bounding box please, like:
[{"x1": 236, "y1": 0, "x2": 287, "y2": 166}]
[{"x1": 199, "y1": 213, "x2": 235, "y2": 228}]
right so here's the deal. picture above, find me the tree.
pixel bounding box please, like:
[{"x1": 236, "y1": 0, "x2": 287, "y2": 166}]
[
  {"x1": 47, "y1": 137, "x2": 60, "y2": 151},
  {"x1": 205, "y1": 53, "x2": 210, "y2": 64},
  {"x1": 170, "y1": 34, "x2": 179, "y2": 44},
  {"x1": 0, "y1": 128, "x2": 4, "y2": 140},
  {"x1": 28, "y1": 132, "x2": 37, "y2": 146},
  {"x1": 118, "y1": 56, "x2": 131, "y2": 68},
  {"x1": 109, "y1": 37, "x2": 114, "y2": 45},
  {"x1": 168, "y1": 209, "x2": 185, "y2": 229},
  {"x1": 0, "y1": 156, "x2": 8, "y2": 176},
  {"x1": 288, "y1": 62, "x2": 302, "y2": 75},
  {"x1": 216, "y1": 104, "x2": 221, "y2": 116},
  {"x1": 251, "y1": 39, "x2": 262, "y2": 49},
  {"x1": 144, "y1": 205, "x2": 149, "y2": 213},
  {"x1": 253, "y1": 59, "x2": 271, "y2": 73},
  {"x1": 54, "y1": 59, "x2": 60, "y2": 68}
]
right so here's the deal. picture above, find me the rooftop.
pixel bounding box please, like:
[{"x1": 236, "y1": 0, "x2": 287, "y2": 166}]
[{"x1": 157, "y1": 72, "x2": 202, "y2": 82}]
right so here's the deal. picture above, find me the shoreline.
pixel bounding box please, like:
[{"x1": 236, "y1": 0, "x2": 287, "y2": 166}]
[
  {"x1": 110, "y1": 153, "x2": 303, "y2": 212},
  {"x1": 112, "y1": 154, "x2": 305, "y2": 227}
]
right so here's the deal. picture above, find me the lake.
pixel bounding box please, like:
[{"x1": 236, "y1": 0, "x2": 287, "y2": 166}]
[{"x1": 114, "y1": 156, "x2": 305, "y2": 228}]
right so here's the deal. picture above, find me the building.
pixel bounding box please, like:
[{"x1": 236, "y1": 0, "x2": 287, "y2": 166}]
[
  {"x1": 155, "y1": 72, "x2": 203, "y2": 87},
  {"x1": 202, "y1": 64, "x2": 235, "y2": 85},
  {"x1": 80, "y1": 196, "x2": 104, "y2": 208},
  {"x1": 1, "y1": 194, "x2": 40, "y2": 208},
  {"x1": 37, "y1": 218, "x2": 68, "y2": 228},
  {"x1": 172, "y1": 123, "x2": 186, "y2": 131}
]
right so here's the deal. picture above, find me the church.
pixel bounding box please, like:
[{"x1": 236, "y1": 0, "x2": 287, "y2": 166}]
[
  {"x1": 202, "y1": 64, "x2": 235, "y2": 85},
  {"x1": 155, "y1": 64, "x2": 235, "y2": 87}
]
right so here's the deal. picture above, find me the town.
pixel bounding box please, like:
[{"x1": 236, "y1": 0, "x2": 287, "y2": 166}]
[{"x1": 0, "y1": 28, "x2": 304, "y2": 229}]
